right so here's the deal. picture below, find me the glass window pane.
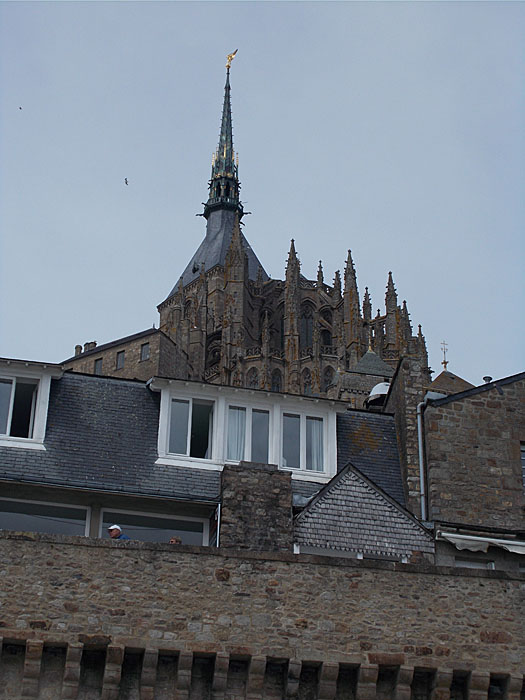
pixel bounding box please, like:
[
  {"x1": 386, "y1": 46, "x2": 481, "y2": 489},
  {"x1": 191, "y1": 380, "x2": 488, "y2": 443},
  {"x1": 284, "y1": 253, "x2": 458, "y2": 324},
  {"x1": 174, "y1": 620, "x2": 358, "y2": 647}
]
[
  {"x1": 190, "y1": 401, "x2": 213, "y2": 458},
  {"x1": 227, "y1": 406, "x2": 246, "y2": 461},
  {"x1": 10, "y1": 380, "x2": 37, "y2": 438},
  {"x1": 169, "y1": 399, "x2": 189, "y2": 454},
  {"x1": 306, "y1": 417, "x2": 323, "y2": 471},
  {"x1": 251, "y1": 410, "x2": 269, "y2": 463},
  {"x1": 0, "y1": 379, "x2": 12, "y2": 434},
  {"x1": 283, "y1": 413, "x2": 300, "y2": 469},
  {"x1": 0, "y1": 500, "x2": 86, "y2": 536},
  {"x1": 102, "y1": 511, "x2": 203, "y2": 544}
]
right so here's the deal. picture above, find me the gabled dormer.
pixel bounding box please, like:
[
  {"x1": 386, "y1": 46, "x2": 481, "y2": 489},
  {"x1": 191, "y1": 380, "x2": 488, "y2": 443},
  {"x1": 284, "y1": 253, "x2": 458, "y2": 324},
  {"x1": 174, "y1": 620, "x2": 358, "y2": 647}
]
[{"x1": 0, "y1": 358, "x2": 63, "y2": 449}]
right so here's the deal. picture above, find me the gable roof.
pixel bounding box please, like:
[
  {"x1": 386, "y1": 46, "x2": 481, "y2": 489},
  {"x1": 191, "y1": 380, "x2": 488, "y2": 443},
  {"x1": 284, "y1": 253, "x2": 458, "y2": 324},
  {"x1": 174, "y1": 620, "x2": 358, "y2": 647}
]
[
  {"x1": 336, "y1": 411, "x2": 405, "y2": 506},
  {"x1": 294, "y1": 464, "x2": 433, "y2": 558},
  {"x1": 430, "y1": 369, "x2": 474, "y2": 395}
]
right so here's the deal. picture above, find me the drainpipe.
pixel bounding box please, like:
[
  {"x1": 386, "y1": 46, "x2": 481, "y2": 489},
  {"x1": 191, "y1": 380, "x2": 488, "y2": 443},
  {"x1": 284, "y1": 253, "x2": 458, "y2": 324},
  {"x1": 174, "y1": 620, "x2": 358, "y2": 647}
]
[
  {"x1": 417, "y1": 401, "x2": 427, "y2": 521},
  {"x1": 417, "y1": 390, "x2": 446, "y2": 522}
]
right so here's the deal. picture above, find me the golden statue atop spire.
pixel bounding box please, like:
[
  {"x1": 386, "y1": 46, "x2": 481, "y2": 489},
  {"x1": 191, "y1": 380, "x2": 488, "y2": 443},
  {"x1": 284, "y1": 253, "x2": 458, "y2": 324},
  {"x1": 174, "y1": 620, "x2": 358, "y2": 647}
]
[{"x1": 226, "y1": 49, "x2": 238, "y2": 69}]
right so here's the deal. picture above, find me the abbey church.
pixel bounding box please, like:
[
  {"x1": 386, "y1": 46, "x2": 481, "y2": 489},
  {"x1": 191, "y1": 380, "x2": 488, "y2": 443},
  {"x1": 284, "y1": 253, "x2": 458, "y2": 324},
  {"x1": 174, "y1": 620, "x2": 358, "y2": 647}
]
[
  {"x1": 63, "y1": 63, "x2": 428, "y2": 409},
  {"x1": 0, "y1": 58, "x2": 524, "y2": 698}
]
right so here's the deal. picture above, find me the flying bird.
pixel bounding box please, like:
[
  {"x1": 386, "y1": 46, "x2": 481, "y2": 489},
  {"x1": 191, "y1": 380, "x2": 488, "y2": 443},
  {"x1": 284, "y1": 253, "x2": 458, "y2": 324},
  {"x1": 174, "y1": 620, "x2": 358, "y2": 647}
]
[
  {"x1": 19, "y1": 107, "x2": 22, "y2": 110},
  {"x1": 124, "y1": 178, "x2": 128, "y2": 185}
]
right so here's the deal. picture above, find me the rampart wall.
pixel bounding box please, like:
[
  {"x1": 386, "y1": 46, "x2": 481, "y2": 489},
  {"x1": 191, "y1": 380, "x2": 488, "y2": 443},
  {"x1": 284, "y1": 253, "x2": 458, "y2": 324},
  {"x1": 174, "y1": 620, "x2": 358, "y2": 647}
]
[{"x1": 0, "y1": 533, "x2": 523, "y2": 698}]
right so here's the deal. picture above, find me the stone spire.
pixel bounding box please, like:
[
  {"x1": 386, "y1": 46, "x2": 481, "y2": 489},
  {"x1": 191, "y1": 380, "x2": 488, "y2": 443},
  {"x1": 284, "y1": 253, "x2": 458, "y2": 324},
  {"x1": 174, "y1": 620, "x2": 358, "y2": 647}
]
[
  {"x1": 385, "y1": 271, "x2": 398, "y2": 312},
  {"x1": 203, "y1": 64, "x2": 243, "y2": 220},
  {"x1": 317, "y1": 260, "x2": 324, "y2": 286},
  {"x1": 385, "y1": 271, "x2": 399, "y2": 352},
  {"x1": 400, "y1": 299, "x2": 412, "y2": 340},
  {"x1": 284, "y1": 239, "x2": 300, "y2": 393},
  {"x1": 343, "y1": 250, "x2": 361, "y2": 363},
  {"x1": 159, "y1": 58, "x2": 268, "y2": 297},
  {"x1": 363, "y1": 287, "x2": 372, "y2": 322}
]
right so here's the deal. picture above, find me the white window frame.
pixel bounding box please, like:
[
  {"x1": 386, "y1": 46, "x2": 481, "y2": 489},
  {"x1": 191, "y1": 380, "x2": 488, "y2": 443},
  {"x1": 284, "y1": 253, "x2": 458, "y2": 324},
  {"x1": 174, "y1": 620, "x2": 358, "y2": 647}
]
[
  {"x1": 281, "y1": 411, "x2": 326, "y2": 473},
  {"x1": 225, "y1": 403, "x2": 271, "y2": 464},
  {"x1": 0, "y1": 363, "x2": 60, "y2": 450},
  {"x1": 0, "y1": 376, "x2": 37, "y2": 438},
  {"x1": 99, "y1": 506, "x2": 210, "y2": 545},
  {"x1": 0, "y1": 496, "x2": 91, "y2": 536},
  {"x1": 151, "y1": 378, "x2": 338, "y2": 483},
  {"x1": 167, "y1": 396, "x2": 215, "y2": 460}
]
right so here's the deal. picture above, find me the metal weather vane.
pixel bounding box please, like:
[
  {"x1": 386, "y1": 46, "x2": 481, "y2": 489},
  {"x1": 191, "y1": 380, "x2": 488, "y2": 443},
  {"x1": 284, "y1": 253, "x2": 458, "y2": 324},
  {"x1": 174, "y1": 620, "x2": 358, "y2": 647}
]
[{"x1": 441, "y1": 340, "x2": 449, "y2": 370}]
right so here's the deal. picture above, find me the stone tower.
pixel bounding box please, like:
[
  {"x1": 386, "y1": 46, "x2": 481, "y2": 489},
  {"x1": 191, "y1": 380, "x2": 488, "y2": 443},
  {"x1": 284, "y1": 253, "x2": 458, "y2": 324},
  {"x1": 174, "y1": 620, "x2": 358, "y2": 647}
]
[
  {"x1": 156, "y1": 65, "x2": 430, "y2": 406},
  {"x1": 65, "y1": 63, "x2": 429, "y2": 407}
]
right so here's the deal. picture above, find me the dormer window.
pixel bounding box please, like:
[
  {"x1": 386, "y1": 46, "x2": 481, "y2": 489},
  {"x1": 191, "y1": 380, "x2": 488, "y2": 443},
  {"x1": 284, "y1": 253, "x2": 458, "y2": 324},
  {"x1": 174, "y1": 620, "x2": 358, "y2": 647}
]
[
  {"x1": 150, "y1": 378, "x2": 337, "y2": 482},
  {"x1": 283, "y1": 413, "x2": 324, "y2": 472},
  {"x1": 227, "y1": 406, "x2": 269, "y2": 463},
  {"x1": 0, "y1": 377, "x2": 38, "y2": 438},
  {"x1": 169, "y1": 398, "x2": 214, "y2": 458},
  {"x1": 0, "y1": 360, "x2": 62, "y2": 450}
]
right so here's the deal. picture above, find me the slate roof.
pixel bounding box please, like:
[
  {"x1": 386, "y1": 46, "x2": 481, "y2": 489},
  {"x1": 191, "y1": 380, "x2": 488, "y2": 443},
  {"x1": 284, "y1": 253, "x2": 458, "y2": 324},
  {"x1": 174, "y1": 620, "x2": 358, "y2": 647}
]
[
  {"x1": 0, "y1": 373, "x2": 319, "y2": 504},
  {"x1": 166, "y1": 209, "x2": 269, "y2": 296},
  {"x1": 336, "y1": 411, "x2": 405, "y2": 506},
  {"x1": 0, "y1": 373, "x2": 220, "y2": 502},
  {"x1": 430, "y1": 370, "x2": 474, "y2": 395},
  {"x1": 62, "y1": 328, "x2": 160, "y2": 363},
  {"x1": 351, "y1": 349, "x2": 394, "y2": 377},
  {"x1": 294, "y1": 464, "x2": 433, "y2": 558}
]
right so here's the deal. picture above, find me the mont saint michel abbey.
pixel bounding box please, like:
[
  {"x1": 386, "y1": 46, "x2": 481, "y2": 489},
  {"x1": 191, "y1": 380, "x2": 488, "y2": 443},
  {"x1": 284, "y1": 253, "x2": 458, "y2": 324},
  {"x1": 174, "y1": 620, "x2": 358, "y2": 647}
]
[
  {"x1": 0, "y1": 56, "x2": 524, "y2": 698},
  {"x1": 63, "y1": 60, "x2": 429, "y2": 408}
]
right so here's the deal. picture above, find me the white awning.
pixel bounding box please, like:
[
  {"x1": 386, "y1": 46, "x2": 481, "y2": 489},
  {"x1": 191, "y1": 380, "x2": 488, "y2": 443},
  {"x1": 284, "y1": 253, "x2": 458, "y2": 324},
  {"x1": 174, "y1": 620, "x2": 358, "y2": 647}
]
[{"x1": 437, "y1": 531, "x2": 525, "y2": 555}]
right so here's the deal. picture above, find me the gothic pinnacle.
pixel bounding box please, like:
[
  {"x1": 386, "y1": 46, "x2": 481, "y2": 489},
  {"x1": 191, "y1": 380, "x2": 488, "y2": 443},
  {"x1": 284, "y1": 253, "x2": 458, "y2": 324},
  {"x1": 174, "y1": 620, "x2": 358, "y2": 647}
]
[
  {"x1": 385, "y1": 271, "x2": 398, "y2": 311},
  {"x1": 363, "y1": 286, "x2": 372, "y2": 321},
  {"x1": 317, "y1": 261, "x2": 324, "y2": 285},
  {"x1": 344, "y1": 249, "x2": 356, "y2": 280}
]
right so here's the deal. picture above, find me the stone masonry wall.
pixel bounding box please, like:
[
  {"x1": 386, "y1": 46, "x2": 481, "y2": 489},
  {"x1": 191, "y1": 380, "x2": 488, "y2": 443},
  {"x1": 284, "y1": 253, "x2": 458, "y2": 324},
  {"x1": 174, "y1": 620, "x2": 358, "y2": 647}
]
[
  {"x1": 220, "y1": 463, "x2": 293, "y2": 552},
  {"x1": 425, "y1": 377, "x2": 525, "y2": 529},
  {"x1": 385, "y1": 357, "x2": 429, "y2": 516},
  {"x1": 63, "y1": 333, "x2": 161, "y2": 382},
  {"x1": 0, "y1": 533, "x2": 523, "y2": 685}
]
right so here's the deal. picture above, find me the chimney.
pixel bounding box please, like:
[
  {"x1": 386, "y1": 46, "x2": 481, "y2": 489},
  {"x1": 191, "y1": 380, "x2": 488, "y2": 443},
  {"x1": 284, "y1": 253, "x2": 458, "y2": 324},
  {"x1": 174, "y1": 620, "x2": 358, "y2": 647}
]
[
  {"x1": 483, "y1": 376, "x2": 493, "y2": 384},
  {"x1": 75, "y1": 345, "x2": 82, "y2": 356}
]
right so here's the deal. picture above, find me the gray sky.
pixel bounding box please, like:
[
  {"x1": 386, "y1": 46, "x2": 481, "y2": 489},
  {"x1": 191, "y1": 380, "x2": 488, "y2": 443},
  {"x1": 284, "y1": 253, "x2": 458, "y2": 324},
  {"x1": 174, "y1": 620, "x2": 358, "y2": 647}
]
[{"x1": 1, "y1": 1, "x2": 524, "y2": 386}]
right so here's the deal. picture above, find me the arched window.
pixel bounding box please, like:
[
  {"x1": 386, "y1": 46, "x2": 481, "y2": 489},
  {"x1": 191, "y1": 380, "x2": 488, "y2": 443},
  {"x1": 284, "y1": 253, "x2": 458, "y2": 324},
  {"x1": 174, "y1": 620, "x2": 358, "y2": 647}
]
[
  {"x1": 322, "y1": 367, "x2": 334, "y2": 392},
  {"x1": 320, "y1": 329, "x2": 332, "y2": 347},
  {"x1": 300, "y1": 306, "x2": 314, "y2": 349},
  {"x1": 271, "y1": 369, "x2": 282, "y2": 393},
  {"x1": 247, "y1": 368, "x2": 259, "y2": 390},
  {"x1": 302, "y1": 368, "x2": 312, "y2": 396},
  {"x1": 321, "y1": 309, "x2": 332, "y2": 325}
]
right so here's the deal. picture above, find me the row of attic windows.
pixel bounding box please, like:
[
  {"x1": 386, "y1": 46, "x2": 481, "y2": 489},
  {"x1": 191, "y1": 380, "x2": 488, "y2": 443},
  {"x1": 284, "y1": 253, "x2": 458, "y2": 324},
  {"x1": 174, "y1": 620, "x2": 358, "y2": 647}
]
[{"x1": 168, "y1": 398, "x2": 325, "y2": 473}]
